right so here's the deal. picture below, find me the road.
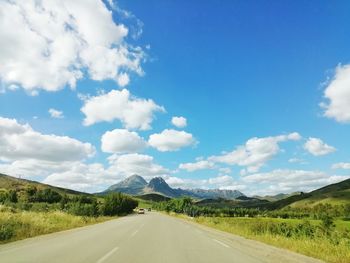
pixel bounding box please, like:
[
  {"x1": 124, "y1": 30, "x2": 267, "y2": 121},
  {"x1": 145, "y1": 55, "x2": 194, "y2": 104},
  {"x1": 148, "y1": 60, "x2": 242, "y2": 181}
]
[{"x1": 0, "y1": 212, "x2": 323, "y2": 263}]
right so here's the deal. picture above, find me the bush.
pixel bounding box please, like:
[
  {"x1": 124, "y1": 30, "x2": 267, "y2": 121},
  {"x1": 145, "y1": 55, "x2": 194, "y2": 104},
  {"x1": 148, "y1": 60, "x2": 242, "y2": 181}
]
[
  {"x1": 0, "y1": 223, "x2": 15, "y2": 241},
  {"x1": 34, "y1": 189, "x2": 62, "y2": 203},
  {"x1": 100, "y1": 193, "x2": 138, "y2": 216},
  {"x1": 67, "y1": 202, "x2": 99, "y2": 217},
  {"x1": 7, "y1": 190, "x2": 18, "y2": 203}
]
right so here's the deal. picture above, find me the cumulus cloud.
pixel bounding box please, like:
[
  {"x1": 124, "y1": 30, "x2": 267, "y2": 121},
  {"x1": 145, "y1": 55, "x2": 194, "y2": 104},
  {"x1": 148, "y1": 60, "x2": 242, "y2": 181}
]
[
  {"x1": 171, "y1": 116, "x2": 187, "y2": 128},
  {"x1": 332, "y1": 162, "x2": 350, "y2": 170},
  {"x1": 243, "y1": 169, "x2": 349, "y2": 195},
  {"x1": 0, "y1": 116, "x2": 95, "y2": 162},
  {"x1": 303, "y1": 137, "x2": 336, "y2": 156},
  {"x1": 321, "y1": 64, "x2": 350, "y2": 123},
  {"x1": 165, "y1": 175, "x2": 246, "y2": 191},
  {"x1": 81, "y1": 89, "x2": 165, "y2": 129},
  {"x1": 43, "y1": 162, "x2": 113, "y2": 193},
  {"x1": 148, "y1": 129, "x2": 196, "y2": 152},
  {"x1": 0, "y1": 0, "x2": 144, "y2": 93},
  {"x1": 48, "y1": 108, "x2": 64, "y2": 119},
  {"x1": 107, "y1": 153, "x2": 169, "y2": 180},
  {"x1": 101, "y1": 129, "x2": 146, "y2": 154},
  {"x1": 179, "y1": 160, "x2": 214, "y2": 172},
  {"x1": 209, "y1": 132, "x2": 301, "y2": 173},
  {"x1": 288, "y1": 158, "x2": 306, "y2": 164}
]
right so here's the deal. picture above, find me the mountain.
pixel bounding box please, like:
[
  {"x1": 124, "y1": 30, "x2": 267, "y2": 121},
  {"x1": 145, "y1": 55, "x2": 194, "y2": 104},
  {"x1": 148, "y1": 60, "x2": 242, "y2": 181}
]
[
  {"x1": 103, "y1": 175, "x2": 246, "y2": 199},
  {"x1": 143, "y1": 177, "x2": 178, "y2": 197},
  {"x1": 0, "y1": 173, "x2": 87, "y2": 197},
  {"x1": 105, "y1": 174, "x2": 147, "y2": 195}
]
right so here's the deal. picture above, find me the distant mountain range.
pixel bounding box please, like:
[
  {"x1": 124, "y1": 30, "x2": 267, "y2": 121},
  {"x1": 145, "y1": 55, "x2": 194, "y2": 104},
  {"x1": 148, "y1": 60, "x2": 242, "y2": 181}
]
[
  {"x1": 103, "y1": 175, "x2": 245, "y2": 200},
  {"x1": 1, "y1": 172, "x2": 349, "y2": 209}
]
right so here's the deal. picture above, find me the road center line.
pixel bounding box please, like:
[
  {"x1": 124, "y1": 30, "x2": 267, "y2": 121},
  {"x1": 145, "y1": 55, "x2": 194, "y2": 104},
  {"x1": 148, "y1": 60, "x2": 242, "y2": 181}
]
[
  {"x1": 96, "y1": 246, "x2": 119, "y2": 263},
  {"x1": 212, "y1": 239, "x2": 230, "y2": 248},
  {"x1": 131, "y1": 230, "x2": 139, "y2": 237}
]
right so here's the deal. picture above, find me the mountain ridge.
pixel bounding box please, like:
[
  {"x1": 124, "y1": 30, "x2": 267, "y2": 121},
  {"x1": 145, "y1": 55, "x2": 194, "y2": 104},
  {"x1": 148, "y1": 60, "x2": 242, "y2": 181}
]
[{"x1": 103, "y1": 175, "x2": 245, "y2": 200}]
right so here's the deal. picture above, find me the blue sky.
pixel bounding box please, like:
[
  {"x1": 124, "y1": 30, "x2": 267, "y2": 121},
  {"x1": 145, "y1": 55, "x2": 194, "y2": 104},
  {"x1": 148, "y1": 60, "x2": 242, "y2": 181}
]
[{"x1": 0, "y1": 0, "x2": 350, "y2": 195}]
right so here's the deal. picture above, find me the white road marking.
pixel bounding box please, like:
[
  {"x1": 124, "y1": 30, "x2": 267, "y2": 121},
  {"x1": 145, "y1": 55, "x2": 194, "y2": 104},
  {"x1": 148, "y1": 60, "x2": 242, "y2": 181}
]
[
  {"x1": 96, "y1": 246, "x2": 119, "y2": 263},
  {"x1": 131, "y1": 230, "x2": 139, "y2": 237},
  {"x1": 130, "y1": 223, "x2": 145, "y2": 238},
  {"x1": 212, "y1": 239, "x2": 230, "y2": 248}
]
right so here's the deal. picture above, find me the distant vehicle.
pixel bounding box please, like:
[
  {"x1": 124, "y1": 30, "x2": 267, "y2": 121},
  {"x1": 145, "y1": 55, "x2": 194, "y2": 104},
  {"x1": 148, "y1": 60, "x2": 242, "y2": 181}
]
[{"x1": 138, "y1": 208, "x2": 145, "y2": 214}]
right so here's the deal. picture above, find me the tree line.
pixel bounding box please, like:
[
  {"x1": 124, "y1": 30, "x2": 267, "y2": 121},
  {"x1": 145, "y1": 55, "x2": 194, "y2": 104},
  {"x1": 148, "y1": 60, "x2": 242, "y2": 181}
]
[
  {"x1": 153, "y1": 197, "x2": 350, "y2": 220},
  {"x1": 0, "y1": 187, "x2": 138, "y2": 217}
]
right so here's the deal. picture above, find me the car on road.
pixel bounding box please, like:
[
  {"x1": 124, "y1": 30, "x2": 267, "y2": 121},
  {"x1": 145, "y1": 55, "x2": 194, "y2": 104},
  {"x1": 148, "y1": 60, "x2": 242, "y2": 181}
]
[{"x1": 138, "y1": 208, "x2": 145, "y2": 214}]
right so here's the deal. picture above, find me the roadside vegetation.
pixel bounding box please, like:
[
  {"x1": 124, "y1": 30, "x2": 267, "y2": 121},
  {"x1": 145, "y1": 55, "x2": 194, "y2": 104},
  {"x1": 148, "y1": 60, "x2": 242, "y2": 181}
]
[
  {"x1": 153, "y1": 197, "x2": 350, "y2": 263},
  {"x1": 0, "y1": 187, "x2": 138, "y2": 244}
]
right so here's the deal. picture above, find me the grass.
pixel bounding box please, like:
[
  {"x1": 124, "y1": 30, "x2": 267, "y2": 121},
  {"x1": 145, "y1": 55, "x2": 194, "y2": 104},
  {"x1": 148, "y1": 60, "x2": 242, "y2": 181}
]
[
  {"x1": 0, "y1": 205, "x2": 113, "y2": 244},
  {"x1": 179, "y1": 216, "x2": 350, "y2": 263}
]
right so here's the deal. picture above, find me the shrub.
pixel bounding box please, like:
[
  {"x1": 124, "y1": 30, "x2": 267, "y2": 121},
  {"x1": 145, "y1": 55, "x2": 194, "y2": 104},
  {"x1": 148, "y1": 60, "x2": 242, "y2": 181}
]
[
  {"x1": 100, "y1": 193, "x2": 138, "y2": 216},
  {"x1": 0, "y1": 223, "x2": 15, "y2": 241},
  {"x1": 67, "y1": 202, "x2": 99, "y2": 217},
  {"x1": 34, "y1": 189, "x2": 62, "y2": 203}
]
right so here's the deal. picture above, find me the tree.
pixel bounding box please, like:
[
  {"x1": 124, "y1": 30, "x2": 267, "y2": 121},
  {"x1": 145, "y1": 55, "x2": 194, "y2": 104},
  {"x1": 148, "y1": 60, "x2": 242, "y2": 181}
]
[{"x1": 100, "y1": 193, "x2": 138, "y2": 216}]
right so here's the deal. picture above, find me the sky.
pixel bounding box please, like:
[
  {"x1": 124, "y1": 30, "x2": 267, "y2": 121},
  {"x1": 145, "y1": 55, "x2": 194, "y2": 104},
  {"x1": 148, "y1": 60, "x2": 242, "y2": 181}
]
[{"x1": 1, "y1": 0, "x2": 350, "y2": 195}]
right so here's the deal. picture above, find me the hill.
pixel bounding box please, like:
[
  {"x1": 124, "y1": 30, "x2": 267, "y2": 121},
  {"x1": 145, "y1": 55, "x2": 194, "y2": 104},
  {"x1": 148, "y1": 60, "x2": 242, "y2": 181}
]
[
  {"x1": 0, "y1": 173, "x2": 88, "y2": 197},
  {"x1": 196, "y1": 197, "x2": 270, "y2": 209},
  {"x1": 254, "y1": 192, "x2": 301, "y2": 202},
  {"x1": 259, "y1": 178, "x2": 350, "y2": 210},
  {"x1": 136, "y1": 193, "x2": 171, "y2": 202}
]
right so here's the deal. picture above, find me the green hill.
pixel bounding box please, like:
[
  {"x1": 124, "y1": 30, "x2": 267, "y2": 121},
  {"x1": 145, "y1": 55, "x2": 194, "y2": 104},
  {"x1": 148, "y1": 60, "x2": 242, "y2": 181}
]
[
  {"x1": 136, "y1": 193, "x2": 171, "y2": 202},
  {"x1": 0, "y1": 173, "x2": 88, "y2": 197},
  {"x1": 262, "y1": 178, "x2": 350, "y2": 210}
]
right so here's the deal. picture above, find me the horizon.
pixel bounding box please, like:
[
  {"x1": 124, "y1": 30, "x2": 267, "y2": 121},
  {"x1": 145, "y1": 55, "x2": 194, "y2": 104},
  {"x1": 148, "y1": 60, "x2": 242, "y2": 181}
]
[{"x1": 1, "y1": 0, "x2": 350, "y2": 196}]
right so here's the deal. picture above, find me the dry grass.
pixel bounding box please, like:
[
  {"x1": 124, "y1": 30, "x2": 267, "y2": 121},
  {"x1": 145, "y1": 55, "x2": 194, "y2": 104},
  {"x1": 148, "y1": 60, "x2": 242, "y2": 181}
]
[
  {"x1": 185, "y1": 216, "x2": 350, "y2": 263},
  {"x1": 0, "y1": 205, "x2": 112, "y2": 244}
]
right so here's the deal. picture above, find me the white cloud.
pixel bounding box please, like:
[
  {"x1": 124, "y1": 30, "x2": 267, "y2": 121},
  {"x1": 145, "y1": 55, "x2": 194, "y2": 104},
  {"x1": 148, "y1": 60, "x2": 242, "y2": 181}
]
[
  {"x1": 332, "y1": 162, "x2": 350, "y2": 170},
  {"x1": 0, "y1": 0, "x2": 144, "y2": 93},
  {"x1": 165, "y1": 175, "x2": 246, "y2": 191},
  {"x1": 3, "y1": 152, "x2": 170, "y2": 193},
  {"x1": 101, "y1": 129, "x2": 146, "y2": 154},
  {"x1": 171, "y1": 116, "x2": 187, "y2": 128},
  {"x1": 209, "y1": 132, "x2": 301, "y2": 173},
  {"x1": 321, "y1": 64, "x2": 350, "y2": 123},
  {"x1": 303, "y1": 137, "x2": 336, "y2": 156},
  {"x1": 43, "y1": 162, "x2": 113, "y2": 193},
  {"x1": 48, "y1": 108, "x2": 64, "y2": 119},
  {"x1": 179, "y1": 160, "x2": 214, "y2": 172},
  {"x1": 148, "y1": 129, "x2": 196, "y2": 152},
  {"x1": 243, "y1": 169, "x2": 349, "y2": 195},
  {"x1": 81, "y1": 89, "x2": 165, "y2": 129},
  {"x1": 0, "y1": 116, "x2": 95, "y2": 162},
  {"x1": 218, "y1": 167, "x2": 232, "y2": 174},
  {"x1": 288, "y1": 158, "x2": 306, "y2": 164},
  {"x1": 107, "y1": 153, "x2": 169, "y2": 181}
]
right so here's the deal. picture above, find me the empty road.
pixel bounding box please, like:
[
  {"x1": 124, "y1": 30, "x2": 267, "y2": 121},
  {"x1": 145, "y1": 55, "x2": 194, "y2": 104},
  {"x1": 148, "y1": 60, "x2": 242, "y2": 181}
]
[{"x1": 0, "y1": 212, "x2": 322, "y2": 263}]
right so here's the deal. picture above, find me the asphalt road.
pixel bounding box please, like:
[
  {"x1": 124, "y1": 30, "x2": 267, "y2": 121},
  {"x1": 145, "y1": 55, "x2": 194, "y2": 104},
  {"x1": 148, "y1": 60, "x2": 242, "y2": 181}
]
[{"x1": 0, "y1": 212, "x2": 323, "y2": 263}]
